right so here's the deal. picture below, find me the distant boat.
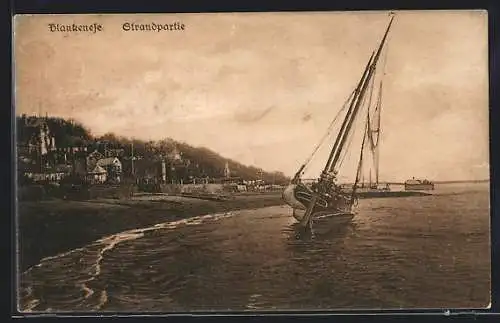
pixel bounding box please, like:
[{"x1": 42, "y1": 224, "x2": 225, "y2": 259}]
[
  {"x1": 282, "y1": 14, "x2": 395, "y2": 230},
  {"x1": 404, "y1": 177, "x2": 435, "y2": 191}
]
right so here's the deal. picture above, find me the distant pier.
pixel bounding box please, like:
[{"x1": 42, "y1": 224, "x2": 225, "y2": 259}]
[{"x1": 356, "y1": 190, "x2": 432, "y2": 199}]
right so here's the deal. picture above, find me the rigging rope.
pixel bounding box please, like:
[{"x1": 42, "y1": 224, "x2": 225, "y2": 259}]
[
  {"x1": 350, "y1": 14, "x2": 393, "y2": 189},
  {"x1": 365, "y1": 41, "x2": 389, "y2": 180},
  {"x1": 337, "y1": 72, "x2": 375, "y2": 172},
  {"x1": 369, "y1": 39, "x2": 389, "y2": 151},
  {"x1": 368, "y1": 82, "x2": 382, "y2": 150},
  {"x1": 337, "y1": 107, "x2": 358, "y2": 170},
  {"x1": 351, "y1": 114, "x2": 370, "y2": 203},
  {"x1": 298, "y1": 16, "x2": 392, "y2": 181},
  {"x1": 299, "y1": 89, "x2": 356, "y2": 175}
]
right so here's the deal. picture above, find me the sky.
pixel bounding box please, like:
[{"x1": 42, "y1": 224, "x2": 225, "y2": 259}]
[{"x1": 13, "y1": 11, "x2": 489, "y2": 182}]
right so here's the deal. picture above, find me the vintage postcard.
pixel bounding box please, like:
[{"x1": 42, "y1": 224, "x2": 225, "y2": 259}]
[{"x1": 13, "y1": 10, "x2": 490, "y2": 313}]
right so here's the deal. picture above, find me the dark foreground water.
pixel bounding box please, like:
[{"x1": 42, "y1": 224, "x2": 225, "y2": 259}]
[{"x1": 19, "y1": 183, "x2": 491, "y2": 312}]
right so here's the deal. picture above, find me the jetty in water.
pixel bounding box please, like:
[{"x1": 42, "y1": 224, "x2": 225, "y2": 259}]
[{"x1": 356, "y1": 190, "x2": 432, "y2": 199}]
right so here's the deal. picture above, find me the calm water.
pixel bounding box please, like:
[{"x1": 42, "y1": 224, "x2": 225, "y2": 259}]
[{"x1": 19, "y1": 183, "x2": 491, "y2": 312}]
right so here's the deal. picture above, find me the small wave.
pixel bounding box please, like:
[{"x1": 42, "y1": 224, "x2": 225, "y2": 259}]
[
  {"x1": 97, "y1": 290, "x2": 108, "y2": 310},
  {"x1": 20, "y1": 211, "x2": 235, "y2": 312},
  {"x1": 246, "y1": 293, "x2": 264, "y2": 310},
  {"x1": 80, "y1": 283, "x2": 94, "y2": 299},
  {"x1": 21, "y1": 299, "x2": 40, "y2": 313},
  {"x1": 19, "y1": 286, "x2": 40, "y2": 313},
  {"x1": 23, "y1": 246, "x2": 88, "y2": 275},
  {"x1": 82, "y1": 211, "x2": 235, "y2": 309}
]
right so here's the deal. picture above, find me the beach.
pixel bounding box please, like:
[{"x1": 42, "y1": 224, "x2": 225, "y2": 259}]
[{"x1": 17, "y1": 192, "x2": 285, "y2": 272}]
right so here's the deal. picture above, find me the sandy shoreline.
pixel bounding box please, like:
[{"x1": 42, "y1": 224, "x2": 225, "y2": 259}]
[{"x1": 17, "y1": 192, "x2": 285, "y2": 272}]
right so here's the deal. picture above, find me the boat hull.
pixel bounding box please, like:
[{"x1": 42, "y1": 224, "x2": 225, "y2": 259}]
[
  {"x1": 293, "y1": 208, "x2": 355, "y2": 224},
  {"x1": 283, "y1": 183, "x2": 354, "y2": 223}
]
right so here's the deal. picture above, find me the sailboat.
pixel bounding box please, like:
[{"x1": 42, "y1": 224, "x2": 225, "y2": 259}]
[
  {"x1": 353, "y1": 72, "x2": 391, "y2": 196},
  {"x1": 282, "y1": 14, "x2": 395, "y2": 230}
]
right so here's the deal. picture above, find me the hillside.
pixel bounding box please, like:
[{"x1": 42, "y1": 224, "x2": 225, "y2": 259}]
[{"x1": 16, "y1": 115, "x2": 290, "y2": 184}]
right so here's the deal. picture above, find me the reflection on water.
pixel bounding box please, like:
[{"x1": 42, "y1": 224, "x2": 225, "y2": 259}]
[{"x1": 19, "y1": 183, "x2": 490, "y2": 312}]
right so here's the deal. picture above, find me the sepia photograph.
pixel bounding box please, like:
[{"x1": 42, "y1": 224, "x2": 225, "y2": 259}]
[{"x1": 13, "y1": 10, "x2": 490, "y2": 312}]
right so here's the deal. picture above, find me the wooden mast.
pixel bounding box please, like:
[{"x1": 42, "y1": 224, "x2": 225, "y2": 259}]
[
  {"x1": 299, "y1": 14, "x2": 394, "y2": 229},
  {"x1": 322, "y1": 53, "x2": 374, "y2": 176},
  {"x1": 374, "y1": 80, "x2": 383, "y2": 186},
  {"x1": 329, "y1": 15, "x2": 394, "y2": 174},
  {"x1": 300, "y1": 62, "x2": 375, "y2": 229}
]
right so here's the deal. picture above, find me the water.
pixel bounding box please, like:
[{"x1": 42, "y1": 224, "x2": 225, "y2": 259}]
[{"x1": 19, "y1": 183, "x2": 491, "y2": 312}]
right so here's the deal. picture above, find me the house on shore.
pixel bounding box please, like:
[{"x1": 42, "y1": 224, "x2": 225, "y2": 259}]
[
  {"x1": 71, "y1": 150, "x2": 123, "y2": 184},
  {"x1": 96, "y1": 157, "x2": 123, "y2": 183},
  {"x1": 86, "y1": 165, "x2": 107, "y2": 184},
  {"x1": 19, "y1": 163, "x2": 72, "y2": 184},
  {"x1": 86, "y1": 150, "x2": 105, "y2": 170}
]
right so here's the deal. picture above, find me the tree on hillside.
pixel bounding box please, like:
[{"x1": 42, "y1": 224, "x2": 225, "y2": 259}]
[
  {"x1": 16, "y1": 115, "x2": 92, "y2": 147},
  {"x1": 15, "y1": 115, "x2": 291, "y2": 183}
]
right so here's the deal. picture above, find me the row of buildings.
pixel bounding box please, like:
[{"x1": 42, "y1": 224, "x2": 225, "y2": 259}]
[{"x1": 16, "y1": 116, "x2": 251, "y2": 187}]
